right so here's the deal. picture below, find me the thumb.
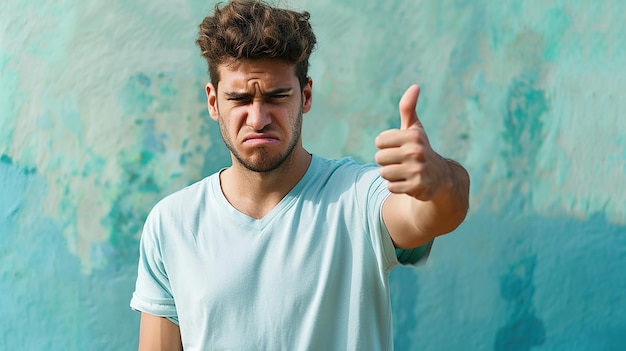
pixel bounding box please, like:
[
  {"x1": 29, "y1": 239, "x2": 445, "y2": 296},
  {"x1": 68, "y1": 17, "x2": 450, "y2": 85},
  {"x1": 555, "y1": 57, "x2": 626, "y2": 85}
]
[{"x1": 399, "y1": 84, "x2": 422, "y2": 130}]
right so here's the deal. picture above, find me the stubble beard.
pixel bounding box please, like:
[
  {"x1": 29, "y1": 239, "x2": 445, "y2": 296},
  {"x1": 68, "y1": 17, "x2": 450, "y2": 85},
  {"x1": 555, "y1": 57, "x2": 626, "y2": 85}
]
[{"x1": 218, "y1": 107, "x2": 303, "y2": 173}]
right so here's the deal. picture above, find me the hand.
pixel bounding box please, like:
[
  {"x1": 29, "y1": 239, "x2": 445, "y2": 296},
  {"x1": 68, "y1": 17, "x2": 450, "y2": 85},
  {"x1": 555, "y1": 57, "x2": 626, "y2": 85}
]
[{"x1": 375, "y1": 85, "x2": 450, "y2": 201}]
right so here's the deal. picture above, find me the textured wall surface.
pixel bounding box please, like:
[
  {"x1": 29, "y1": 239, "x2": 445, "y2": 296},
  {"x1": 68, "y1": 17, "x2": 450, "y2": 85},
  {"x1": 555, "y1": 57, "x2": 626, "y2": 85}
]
[{"x1": 1, "y1": 0, "x2": 625, "y2": 349}]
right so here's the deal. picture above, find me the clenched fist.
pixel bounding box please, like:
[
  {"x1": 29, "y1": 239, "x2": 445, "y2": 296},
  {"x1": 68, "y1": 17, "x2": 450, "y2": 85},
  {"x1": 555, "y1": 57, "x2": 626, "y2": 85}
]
[{"x1": 375, "y1": 85, "x2": 451, "y2": 202}]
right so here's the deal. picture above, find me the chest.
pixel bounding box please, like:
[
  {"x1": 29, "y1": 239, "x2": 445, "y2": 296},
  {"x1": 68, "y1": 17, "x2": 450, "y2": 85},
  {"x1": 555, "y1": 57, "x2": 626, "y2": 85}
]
[{"x1": 164, "y1": 205, "x2": 370, "y2": 316}]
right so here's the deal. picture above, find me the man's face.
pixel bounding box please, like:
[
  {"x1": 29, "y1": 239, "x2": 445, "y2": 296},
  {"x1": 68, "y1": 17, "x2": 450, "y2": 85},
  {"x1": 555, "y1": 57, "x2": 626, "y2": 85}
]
[{"x1": 205, "y1": 59, "x2": 312, "y2": 173}]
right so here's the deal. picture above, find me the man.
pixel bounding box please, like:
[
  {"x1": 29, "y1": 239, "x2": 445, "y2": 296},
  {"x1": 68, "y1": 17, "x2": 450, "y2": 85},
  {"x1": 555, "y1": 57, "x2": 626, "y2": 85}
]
[{"x1": 130, "y1": 0, "x2": 470, "y2": 350}]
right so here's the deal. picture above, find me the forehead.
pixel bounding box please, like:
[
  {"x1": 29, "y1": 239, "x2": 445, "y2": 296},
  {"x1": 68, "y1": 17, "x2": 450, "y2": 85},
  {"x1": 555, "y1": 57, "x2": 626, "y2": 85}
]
[{"x1": 217, "y1": 59, "x2": 298, "y2": 91}]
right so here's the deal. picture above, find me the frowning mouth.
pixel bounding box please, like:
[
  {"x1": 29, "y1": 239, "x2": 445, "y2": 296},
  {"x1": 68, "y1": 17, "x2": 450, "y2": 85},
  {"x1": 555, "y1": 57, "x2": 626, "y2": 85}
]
[{"x1": 243, "y1": 134, "x2": 280, "y2": 146}]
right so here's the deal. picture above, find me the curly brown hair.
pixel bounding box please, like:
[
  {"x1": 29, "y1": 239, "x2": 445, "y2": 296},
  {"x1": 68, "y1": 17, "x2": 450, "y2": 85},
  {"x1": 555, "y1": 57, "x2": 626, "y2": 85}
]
[{"x1": 196, "y1": 0, "x2": 317, "y2": 90}]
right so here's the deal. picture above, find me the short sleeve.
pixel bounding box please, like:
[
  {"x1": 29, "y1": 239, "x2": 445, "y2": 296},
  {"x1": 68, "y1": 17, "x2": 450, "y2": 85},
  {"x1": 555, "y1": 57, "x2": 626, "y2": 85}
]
[
  {"x1": 355, "y1": 162, "x2": 434, "y2": 269},
  {"x1": 130, "y1": 208, "x2": 179, "y2": 323},
  {"x1": 354, "y1": 164, "x2": 400, "y2": 271}
]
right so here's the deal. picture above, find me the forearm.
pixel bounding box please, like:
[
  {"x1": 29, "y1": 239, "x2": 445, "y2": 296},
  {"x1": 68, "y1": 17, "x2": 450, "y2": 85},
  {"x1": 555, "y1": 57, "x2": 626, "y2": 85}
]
[
  {"x1": 138, "y1": 313, "x2": 183, "y2": 351},
  {"x1": 442, "y1": 158, "x2": 470, "y2": 221},
  {"x1": 420, "y1": 158, "x2": 470, "y2": 234},
  {"x1": 384, "y1": 158, "x2": 470, "y2": 249}
]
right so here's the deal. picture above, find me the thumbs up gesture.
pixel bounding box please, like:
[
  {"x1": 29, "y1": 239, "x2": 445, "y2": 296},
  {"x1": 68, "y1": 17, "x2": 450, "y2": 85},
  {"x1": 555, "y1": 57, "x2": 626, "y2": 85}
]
[{"x1": 375, "y1": 85, "x2": 450, "y2": 202}]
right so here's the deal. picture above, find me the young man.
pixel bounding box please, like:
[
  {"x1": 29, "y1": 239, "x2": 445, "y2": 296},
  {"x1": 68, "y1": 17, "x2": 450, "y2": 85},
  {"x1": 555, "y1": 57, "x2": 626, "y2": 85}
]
[{"x1": 130, "y1": 0, "x2": 470, "y2": 350}]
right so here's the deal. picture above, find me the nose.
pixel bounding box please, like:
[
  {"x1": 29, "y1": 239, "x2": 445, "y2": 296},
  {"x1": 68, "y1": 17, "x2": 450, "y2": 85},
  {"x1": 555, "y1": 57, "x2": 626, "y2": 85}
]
[{"x1": 246, "y1": 100, "x2": 271, "y2": 131}]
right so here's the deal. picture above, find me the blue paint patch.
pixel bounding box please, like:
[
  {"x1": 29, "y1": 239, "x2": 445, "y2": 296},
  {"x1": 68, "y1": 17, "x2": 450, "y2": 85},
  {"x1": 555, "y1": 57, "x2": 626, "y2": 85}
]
[
  {"x1": 1, "y1": 159, "x2": 138, "y2": 349},
  {"x1": 390, "y1": 210, "x2": 626, "y2": 350},
  {"x1": 118, "y1": 74, "x2": 157, "y2": 115},
  {"x1": 81, "y1": 149, "x2": 107, "y2": 178},
  {"x1": 136, "y1": 118, "x2": 164, "y2": 153},
  {"x1": 106, "y1": 72, "x2": 191, "y2": 268},
  {"x1": 179, "y1": 138, "x2": 195, "y2": 166},
  {"x1": 0, "y1": 153, "x2": 36, "y2": 174},
  {"x1": 1, "y1": 154, "x2": 13, "y2": 165},
  {"x1": 495, "y1": 256, "x2": 546, "y2": 350},
  {"x1": 136, "y1": 73, "x2": 151, "y2": 87},
  {"x1": 0, "y1": 157, "x2": 32, "y2": 228}
]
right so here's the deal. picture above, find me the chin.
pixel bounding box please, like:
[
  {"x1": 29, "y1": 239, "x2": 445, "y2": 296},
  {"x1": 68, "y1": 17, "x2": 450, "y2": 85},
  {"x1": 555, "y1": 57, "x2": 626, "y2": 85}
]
[{"x1": 245, "y1": 149, "x2": 295, "y2": 172}]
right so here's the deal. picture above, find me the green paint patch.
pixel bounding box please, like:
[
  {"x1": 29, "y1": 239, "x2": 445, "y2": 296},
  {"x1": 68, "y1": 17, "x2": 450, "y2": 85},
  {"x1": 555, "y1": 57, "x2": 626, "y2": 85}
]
[
  {"x1": 495, "y1": 255, "x2": 546, "y2": 350},
  {"x1": 100, "y1": 148, "x2": 164, "y2": 265},
  {"x1": 119, "y1": 72, "x2": 180, "y2": 114},
  {"x1": 1, "y1": 154, "x2": 13, "y2": 165},
  {"x1": 139, "y1": 150, "x2": 153, "y2": 165},
  {"x1": 502, "y1": 79, "x2": 548, "y2": 167},
  {"x1": 0, "y1": 153, "x2": 36, "y2": 174},
  {"x1": 499, "y1": 78, "x2": 549, "y2": 211},
  {"x1": 118, "y1": 72, "x2": 177, "y2": 116},
  {"x1": 104, "y1": 71, "x2": 192, "y2": 264},
  {"x1": 118, "y1": 77, "x2": 155, "y2": 115},
  {"x1": 80, "y1": 149, "x2": 106, "y2": 178}
]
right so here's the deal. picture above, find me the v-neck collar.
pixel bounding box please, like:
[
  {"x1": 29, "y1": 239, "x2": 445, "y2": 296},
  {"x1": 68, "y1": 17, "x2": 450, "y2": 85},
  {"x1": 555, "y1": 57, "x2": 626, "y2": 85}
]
[{"x1": 210, "y1": 154, "x2": 318, "y2": 231}]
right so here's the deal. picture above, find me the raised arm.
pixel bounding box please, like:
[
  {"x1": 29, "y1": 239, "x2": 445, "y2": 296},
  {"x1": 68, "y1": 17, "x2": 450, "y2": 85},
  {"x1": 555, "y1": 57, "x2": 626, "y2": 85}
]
[
  {"x1": 138, "y1": 313, "x2": 183, "y2": 351},
  {"x1": 375, "y1": 85, "x2": 470, "y2": 249}
]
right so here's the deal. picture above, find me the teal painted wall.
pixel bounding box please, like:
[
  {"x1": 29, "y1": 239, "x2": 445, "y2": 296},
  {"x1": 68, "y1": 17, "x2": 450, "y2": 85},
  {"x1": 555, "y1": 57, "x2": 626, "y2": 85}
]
[{"x1": 1, "y1": 0, "x2": 625, "y2": 349}]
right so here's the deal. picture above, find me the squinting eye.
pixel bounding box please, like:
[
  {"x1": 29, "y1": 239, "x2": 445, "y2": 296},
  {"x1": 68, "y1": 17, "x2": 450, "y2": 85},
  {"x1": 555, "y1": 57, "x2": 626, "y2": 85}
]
[{"x1": 227, "y1": 97, "x2": 252, "y2": 105}]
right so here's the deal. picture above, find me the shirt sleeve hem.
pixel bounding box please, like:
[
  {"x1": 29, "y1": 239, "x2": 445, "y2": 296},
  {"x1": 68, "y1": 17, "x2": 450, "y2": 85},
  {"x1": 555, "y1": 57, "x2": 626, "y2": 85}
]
[
  {"x1": 130, "y1": 292, "x2": 178, "y2": 320},
  {"x1": 395, "y1": 240, "x2": 434, "y2": 266}
]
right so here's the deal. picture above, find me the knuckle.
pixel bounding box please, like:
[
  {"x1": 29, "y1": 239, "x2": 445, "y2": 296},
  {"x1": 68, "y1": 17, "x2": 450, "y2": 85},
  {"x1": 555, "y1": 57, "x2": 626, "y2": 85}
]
[
  {"x1": 405, "y1": 162, "x2": 424, "y2": 179},
  {"x1": 402, "y1": 143, "x2": 424, "y2": 159}
]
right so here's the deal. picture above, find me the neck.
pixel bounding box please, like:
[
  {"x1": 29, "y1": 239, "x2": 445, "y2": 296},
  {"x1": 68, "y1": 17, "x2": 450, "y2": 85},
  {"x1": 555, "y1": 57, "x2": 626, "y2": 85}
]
[{"x1": 219, "y1": 147, "x2": 312, "y2": 219}]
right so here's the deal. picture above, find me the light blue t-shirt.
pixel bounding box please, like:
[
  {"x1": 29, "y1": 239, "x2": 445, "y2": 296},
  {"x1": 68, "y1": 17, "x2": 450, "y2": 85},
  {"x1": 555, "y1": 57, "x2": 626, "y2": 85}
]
[{"x1": 131, "y1": 154, "x2": 429, "y2": 350}]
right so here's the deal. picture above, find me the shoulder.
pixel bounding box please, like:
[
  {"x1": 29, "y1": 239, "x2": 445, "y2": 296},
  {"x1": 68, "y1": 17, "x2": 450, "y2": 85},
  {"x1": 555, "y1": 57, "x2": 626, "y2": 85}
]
[
  {"x1": 148, "y1": 174, "x2": 216, "y2": 221},
  {"x1": 305, "y1": 155, "x2": 385, "y2": 200},
  {"x1": 312, "y1": 154, "x2": 380, "y2": 179},
  {"x1": 141, "y1": 174, "x2": 219, "y2": 245}
]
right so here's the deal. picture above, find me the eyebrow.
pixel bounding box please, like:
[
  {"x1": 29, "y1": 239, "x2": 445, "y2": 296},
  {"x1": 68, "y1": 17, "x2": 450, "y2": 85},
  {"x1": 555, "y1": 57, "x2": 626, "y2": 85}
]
[{"x1": 224, "y1": 87, "x2": 294, "y2": 99}]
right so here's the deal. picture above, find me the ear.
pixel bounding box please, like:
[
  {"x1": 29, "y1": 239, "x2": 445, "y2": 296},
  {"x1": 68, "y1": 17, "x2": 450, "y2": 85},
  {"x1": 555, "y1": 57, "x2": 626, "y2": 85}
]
[
  {"x1": 301, "y1": 77, "x2": 313, "y2": 114},
  {"x1": 206, "y1": 83, "x2": 219, "y2": 121}
]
